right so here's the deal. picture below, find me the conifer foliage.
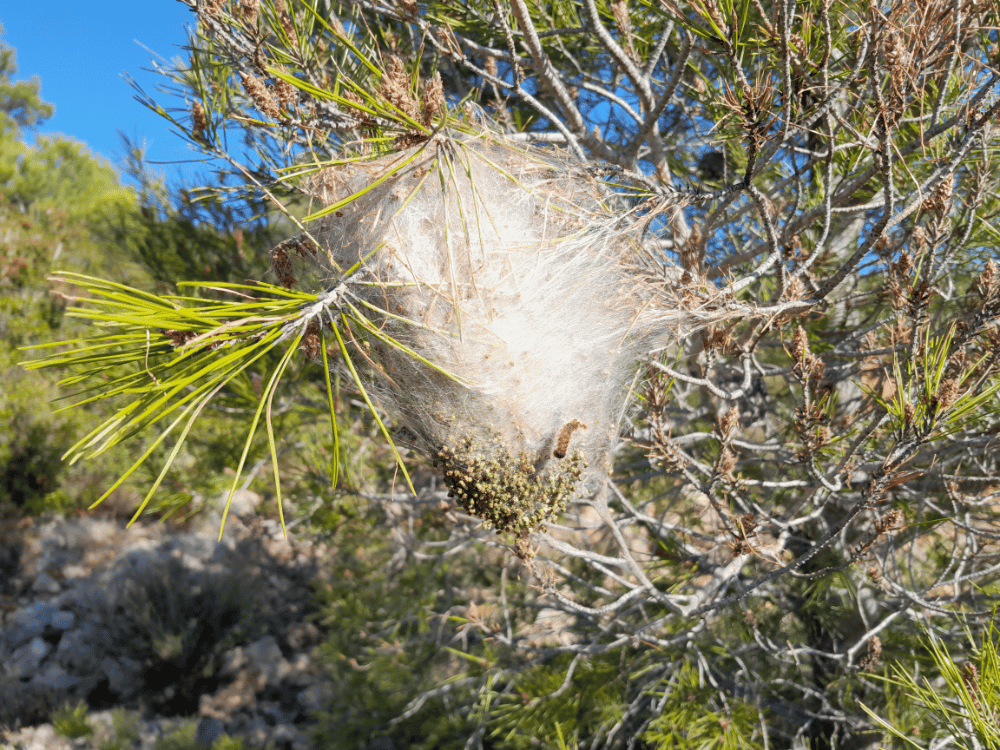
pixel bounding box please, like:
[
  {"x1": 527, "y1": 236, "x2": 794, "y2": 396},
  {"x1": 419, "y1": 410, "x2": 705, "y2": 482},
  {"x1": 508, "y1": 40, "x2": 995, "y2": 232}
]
[{"x1": 22, "y1": 0, "x2": 1000, "y2": 748}]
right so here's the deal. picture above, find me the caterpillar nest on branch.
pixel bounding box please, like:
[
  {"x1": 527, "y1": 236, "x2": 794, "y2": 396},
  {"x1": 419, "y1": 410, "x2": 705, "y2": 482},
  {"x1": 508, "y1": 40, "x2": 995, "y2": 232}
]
[{"x1": 274, "y1": 132, "x2": 719, "y2": 537}]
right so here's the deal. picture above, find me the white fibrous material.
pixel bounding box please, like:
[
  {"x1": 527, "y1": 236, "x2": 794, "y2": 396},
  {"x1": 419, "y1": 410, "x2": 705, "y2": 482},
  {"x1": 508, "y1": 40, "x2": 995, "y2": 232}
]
[{"x1": 273, "y1": 132, "x2": 698, "y2": 537}]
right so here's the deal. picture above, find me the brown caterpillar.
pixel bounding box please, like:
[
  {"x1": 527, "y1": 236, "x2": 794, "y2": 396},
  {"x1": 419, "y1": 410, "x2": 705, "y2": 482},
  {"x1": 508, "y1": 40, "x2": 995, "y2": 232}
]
[{"x1": 553, "y1": 419, "x2": 586, "y2": 459}]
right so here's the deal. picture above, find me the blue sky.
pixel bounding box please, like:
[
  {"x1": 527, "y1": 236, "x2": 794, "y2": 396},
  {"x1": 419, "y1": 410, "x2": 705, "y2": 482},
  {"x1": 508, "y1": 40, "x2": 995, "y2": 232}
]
[{"x1": 3, "y1": 1, "x2": 200, "y2": 187}]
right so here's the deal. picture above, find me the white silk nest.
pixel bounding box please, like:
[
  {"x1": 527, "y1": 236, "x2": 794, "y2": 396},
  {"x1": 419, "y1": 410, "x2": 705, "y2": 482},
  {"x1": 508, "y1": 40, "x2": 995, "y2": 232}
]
[{"x1": 274, "y1": 132, "x2": 705, "y2": 537}]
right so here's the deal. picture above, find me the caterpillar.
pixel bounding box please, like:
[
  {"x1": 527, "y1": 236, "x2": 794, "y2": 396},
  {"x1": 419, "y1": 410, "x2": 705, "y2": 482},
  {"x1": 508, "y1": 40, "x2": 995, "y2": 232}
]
[{"x1": 553, "y1": 419, "x2": 586, "y2": 459}]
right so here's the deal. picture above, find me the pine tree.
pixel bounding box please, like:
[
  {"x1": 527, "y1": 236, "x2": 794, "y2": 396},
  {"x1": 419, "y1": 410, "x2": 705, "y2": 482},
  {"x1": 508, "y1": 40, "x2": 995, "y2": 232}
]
[
  {"x1": 0, "y1": 26, "x2": 136, "y2": 511},
  {"x1": 24, "y1": 2, "x2": 1000, "y2": 748}
]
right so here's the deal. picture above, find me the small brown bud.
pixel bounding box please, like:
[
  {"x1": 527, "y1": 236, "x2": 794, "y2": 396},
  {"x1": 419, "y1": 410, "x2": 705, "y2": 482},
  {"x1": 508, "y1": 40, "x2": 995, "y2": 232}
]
[
  {"x1": 792, "y1": 326, "x2": 808, "y2": 362},
  {"x1": 240, "y1": 0, "x2": 259, "y2": 23},
  {"x1": 716, "y1": 447, "x2": 737, "y2": 476},
  {"x1": 717, "y1": 406, "x2": 739, "y2": 439},
  {"x1": 274, "y1": 76, "x2": 297, "y2": 108},
  {"x1": 610, "y1": 0, "x2": 636, "y2": 58},
  {"x1": 299, "y1": 330, "x2": 321, "y2": 360},
  {"x1": 240, "y1": 72, "x2": 279, "y2": 119},
  {"x1": 421, "y1": 72, "x2": 445, "y2": 126},
  {"x1": 936, "y1": 378, "x2": 960, "y2": 412},
  {"x1": 963, "y1": 663, "x2": 981, "y2": 697},
  {"x1": 191, "y1": 100, "x2": 207, "y2": 140},
  {"x1": 812, "y1": 358, "x2": 826, "y2": 384},
  {"x1": 861, "y1": 635, "x2": 883, "y2": 672},
  {"x1": 378, "y1": 56, "x2": 419, "y2": 121},
  {"x1": 876, "y1": 509, "x2": 902, "y2": 535},
  {"x1": 978, "y1": 260, "x2": 998, "y2": 300},
  {"x1": 274, "y1": 0, "x2": 299, "y2": 47},
  {"x1": 271, "y1": 246, "x2": 295, "y2": 288},
  {"x1": 921, "y1": 175, "x2": 953, "y2": 215},
  {"x1": 340, "y1": 90, "x2": 373, "y2": 126},
  {"x1": 200, "y1": 0, "x2": 224, "y2": 19},
  {"x1": 738, "y1": 513, "x2": 758, "y2": 536},
  {"x1": 883, "y1": 33, "x2": 908, "y2": 88},
  {"x1": 784, "y1": 274, "x2": 805, "y2": 301}
]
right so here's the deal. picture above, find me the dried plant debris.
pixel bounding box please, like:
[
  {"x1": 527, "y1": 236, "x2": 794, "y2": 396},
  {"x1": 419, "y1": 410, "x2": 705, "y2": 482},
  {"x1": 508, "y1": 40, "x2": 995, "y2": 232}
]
[
  {"x1": 273, "y1": 131, "x2": 732, "y2": 532},
  {"x1": 432, "y1": 436, "x2": 585, "y2": 537}
]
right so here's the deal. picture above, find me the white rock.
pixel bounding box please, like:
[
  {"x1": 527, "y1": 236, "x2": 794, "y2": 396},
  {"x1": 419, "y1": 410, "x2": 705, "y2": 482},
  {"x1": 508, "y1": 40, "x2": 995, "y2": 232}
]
[
  {"x1": 82, "y1": 517, "x2": 118, "y2": 544},
  {"x1": 55, "y1": 622, "x2": 101, "y2": 673},
  {"x1": 168, "y1": 533, "x2": 210, "y2": 558},
  {"x1": 8, "y1": 636, "x2": 53, "y2": 679},
  {"x1": 31, "y1": 662, "x2": 87, "y2": 690},
  {"x1": 243, "y1": 635, "x2": 291, "y2": 685},
  {"x1": 6, "y1": 723, "x2": 74, "y2": 750},
  {"x1": 6, "y1": 601, "x2": 59, "y2": 646},
  {"x1": 220, "y1": 645, "x2": 248, "y2": 678},
  {"x1": 286, "y1": 652, "x2": 314, "y2": 686},
  {"x1": 111, "y1": 540, "x2": 158, "y2": 576},
  {"x1": 62, "y1": 564, "x2": 90, "y2": 580},
  {"x1": 242, "y1": 717, "x2": 270, "y2": 750},
  {"x1": 297, "y1": 683, "x2": 332, "y2": 712},
  {"x1": 137, "y1": 719, "x2": 167, "y2": 750},
  {"x1": 66, "y1": 580, "x2": 108, "y2": 617},
  {"x1": 31, "y1": 572, "x2": 62, "y2": 594},
  {"x1": 221, "y1": 489, "x2": 261, "y2": 519},
  {"x1": 199, "y1": 510, "x2": 246, "y2": 539},
  {"x1": 260, "y1": 700, "x2": 294, "y2": 725},
  {"x1": 171, "y1": 549, "x2": 205, "y2": 571},
  {"x1": 51, "y1": 609, "x2": 75, "y2": 631}
]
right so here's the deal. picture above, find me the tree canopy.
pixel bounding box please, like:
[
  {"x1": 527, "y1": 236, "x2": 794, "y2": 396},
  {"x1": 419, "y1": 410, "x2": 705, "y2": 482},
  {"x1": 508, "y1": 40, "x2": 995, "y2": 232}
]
[{"x1": 16, "y1": 2, "x2": 1000, "y2": 749}]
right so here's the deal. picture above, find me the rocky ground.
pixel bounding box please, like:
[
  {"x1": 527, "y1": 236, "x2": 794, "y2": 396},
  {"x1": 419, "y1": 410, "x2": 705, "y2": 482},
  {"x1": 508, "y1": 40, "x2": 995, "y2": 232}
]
[{"x1": 0, "y1": 493, "x2": 335, "y2": 750}]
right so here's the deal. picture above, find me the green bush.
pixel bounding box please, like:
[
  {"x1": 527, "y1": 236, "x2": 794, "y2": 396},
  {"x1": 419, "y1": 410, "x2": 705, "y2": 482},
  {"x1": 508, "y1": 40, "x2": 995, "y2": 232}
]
[
  {"x1": 151, "y1": 719, "x2": 245, "y2": 750},
  {"x1": 51, "y1": 701, "x2": 94, "y2": 740},
  {"x1": 310, "y1": 492, "x2": 487, "y2": 750},
  {"x1": 864, "y1": 620, "x2": 1000, "y2": 750},
  {"x1": 102, "y1": 558, "x2": 262, "y2": 715},
  {"x1": 98, "y1": 709, "x2": 141, "y2": 750}
]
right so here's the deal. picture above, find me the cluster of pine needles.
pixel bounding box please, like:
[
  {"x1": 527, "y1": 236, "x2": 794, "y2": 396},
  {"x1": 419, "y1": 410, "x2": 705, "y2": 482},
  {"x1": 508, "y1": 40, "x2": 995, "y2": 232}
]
[{"x1": 23, "y1": 273, "x2": 405, "y2": 536}]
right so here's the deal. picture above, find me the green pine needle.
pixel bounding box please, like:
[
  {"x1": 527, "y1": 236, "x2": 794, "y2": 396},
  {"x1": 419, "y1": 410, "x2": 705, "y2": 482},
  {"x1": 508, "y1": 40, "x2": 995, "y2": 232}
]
[{"x1": 23, "y1": 270, "x2": 416, "y2": 532}]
